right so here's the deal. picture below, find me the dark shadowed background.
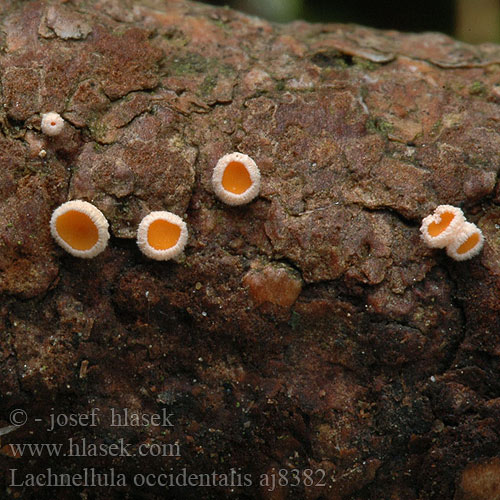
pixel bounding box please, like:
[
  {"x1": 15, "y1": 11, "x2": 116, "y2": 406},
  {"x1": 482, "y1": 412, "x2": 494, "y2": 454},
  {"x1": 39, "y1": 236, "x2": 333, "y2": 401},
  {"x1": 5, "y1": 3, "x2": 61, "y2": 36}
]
[{"x1": 202, "y1": 0, "x2": 500, "y2": 43}]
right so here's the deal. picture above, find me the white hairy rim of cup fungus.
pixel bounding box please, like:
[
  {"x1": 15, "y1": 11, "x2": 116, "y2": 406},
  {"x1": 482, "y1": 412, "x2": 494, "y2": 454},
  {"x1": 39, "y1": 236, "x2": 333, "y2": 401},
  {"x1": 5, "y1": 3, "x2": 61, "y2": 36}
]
[
  {"x1": 212, "y1": 152, "x2": 261, "y2": 206},
  {"x1": 420, "y1": 205, "x2": 466, "y2": 248},
  {"x1": 50, "y1": 200, "x2": 110, "y2": 258},
  {"x1": 137, "y1": 211, "x2": 188, "y2": 261},
  {"x1": 41, "y1": 112, "x2": 65, "y2": 136},
  {"x1": 446, "y1": 221, "x2": 484, "y2": 261}
]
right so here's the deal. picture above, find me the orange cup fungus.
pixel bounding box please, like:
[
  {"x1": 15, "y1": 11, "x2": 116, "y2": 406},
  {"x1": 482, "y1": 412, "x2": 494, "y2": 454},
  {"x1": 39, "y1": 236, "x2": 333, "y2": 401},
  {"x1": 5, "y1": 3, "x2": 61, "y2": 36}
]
[
  {"x1": 137, "y1": 211, "x2": 188, "y2": 261},
  {"x1": 420, "y1": 205, "x2": 484, "y2": 261},
  {"x1": 41, "y1": 112, "x2": 65, "y2": 136},
  {"x1": 446, "y1": 221, "x2": 484, "y2": 261},
  {"x1": 420, "y1": 205, "x2": 466, "y2": 248},
  {"x1": 50, "y1": 200, "x2": 110, "y2": 258},
  {"x1": 212, "y1": 152, "x2": 260, "y2": 206}
]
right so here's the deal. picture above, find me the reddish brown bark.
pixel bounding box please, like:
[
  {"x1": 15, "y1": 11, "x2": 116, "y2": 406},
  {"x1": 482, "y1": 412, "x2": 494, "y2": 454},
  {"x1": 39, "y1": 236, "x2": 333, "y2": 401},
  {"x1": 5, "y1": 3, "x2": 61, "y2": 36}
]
[{"x1": 0, "y1": 1, "x2": 499, "y2": 498}]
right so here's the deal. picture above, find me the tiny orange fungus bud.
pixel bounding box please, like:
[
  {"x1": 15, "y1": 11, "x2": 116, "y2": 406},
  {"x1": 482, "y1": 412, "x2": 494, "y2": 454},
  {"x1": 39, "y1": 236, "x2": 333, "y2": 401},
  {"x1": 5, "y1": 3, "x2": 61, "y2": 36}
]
[
  {"x1": 212, "y1": 152, "x2": 260, "y2": 206},
  {"x1": 420, "y1": 205, "x2": 465, "y2": 248},
  {"x1": 137, "y1": 211, "x2": 188, "y2": 261},
  {"x1": 41, "y1": 112, "x2": 65, "y2": 136},
  {"x1": 50, "y1": 200, "x2": 109, "y2": 258},
  {"x1": 446, "y1": 222, "x2": 484, "y2": 261}
]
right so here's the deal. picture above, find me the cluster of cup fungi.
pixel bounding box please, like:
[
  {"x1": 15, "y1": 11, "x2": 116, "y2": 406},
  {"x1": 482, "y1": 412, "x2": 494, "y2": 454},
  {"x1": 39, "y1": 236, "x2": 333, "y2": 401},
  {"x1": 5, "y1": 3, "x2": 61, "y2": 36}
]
[
  {"x1": 419, "y1": 205, "x2": 484, "y2": 261},
  {"x1": 45, "y1": 112, "x2": 484, "y2": 262},
  {"x1": 47, "y1": 113, "x2": 260, "y2": 260}
]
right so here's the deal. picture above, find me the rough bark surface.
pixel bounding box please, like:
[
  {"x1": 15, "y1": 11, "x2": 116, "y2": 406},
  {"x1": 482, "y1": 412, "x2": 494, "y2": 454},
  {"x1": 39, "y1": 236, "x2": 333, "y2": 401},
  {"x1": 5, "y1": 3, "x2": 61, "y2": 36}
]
[{"x1": 0, "y1": 0, "x2": 499, "y2": 499}]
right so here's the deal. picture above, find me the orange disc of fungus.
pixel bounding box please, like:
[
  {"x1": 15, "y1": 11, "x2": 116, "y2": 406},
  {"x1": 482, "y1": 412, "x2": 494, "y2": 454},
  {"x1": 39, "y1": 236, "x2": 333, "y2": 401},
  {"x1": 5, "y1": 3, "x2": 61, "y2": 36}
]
[
  {"x1": 420, "y1": 205, "x2": 465, "y2": 248},
  {"x1": 50, "y1": 200, "x2": 110, "y2": 258},
  {"x1": 446, "y1": 221, "x2": 484, "y2": 261},
  {"x1": 137, "y1": 211, "x2": 188, "y2": 261},
  {"x1": 41, "y1": 111, "x2": 64, "y2": 136},
  {"x1": 212, "y1": 152, "x2": 260, "y2": 206}
]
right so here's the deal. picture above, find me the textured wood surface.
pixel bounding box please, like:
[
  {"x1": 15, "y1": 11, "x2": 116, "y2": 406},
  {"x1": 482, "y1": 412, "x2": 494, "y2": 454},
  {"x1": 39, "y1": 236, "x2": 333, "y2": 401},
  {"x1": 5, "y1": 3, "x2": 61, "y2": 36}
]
[{"x1": 0, "y1": 1, "x2": 499, "y2": 498}]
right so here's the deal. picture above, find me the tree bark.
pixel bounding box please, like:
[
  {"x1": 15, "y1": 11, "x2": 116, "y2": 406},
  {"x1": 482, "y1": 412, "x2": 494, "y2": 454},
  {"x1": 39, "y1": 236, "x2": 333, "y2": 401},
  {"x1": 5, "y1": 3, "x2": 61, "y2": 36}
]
[{"x1": 0, "y1": 0, "x2": 499, "y2": 498}]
